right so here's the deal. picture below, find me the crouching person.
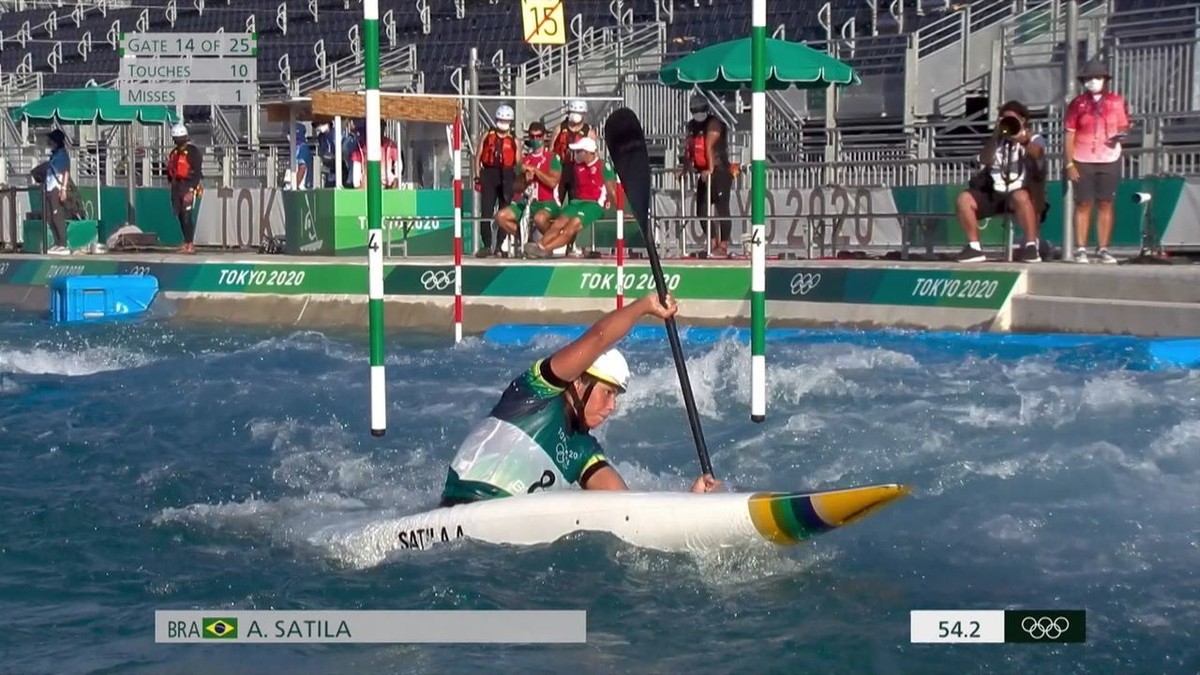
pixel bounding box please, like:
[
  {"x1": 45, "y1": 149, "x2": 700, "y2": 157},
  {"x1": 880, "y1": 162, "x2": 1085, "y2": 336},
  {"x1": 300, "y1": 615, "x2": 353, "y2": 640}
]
[{"x1": 955, "y1": 100, "x2": 1048, "y2": 263}]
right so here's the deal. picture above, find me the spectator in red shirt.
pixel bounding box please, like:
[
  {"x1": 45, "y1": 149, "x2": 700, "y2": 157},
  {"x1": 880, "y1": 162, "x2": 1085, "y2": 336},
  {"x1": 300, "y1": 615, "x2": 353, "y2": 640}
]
[{"x1": 1064, "y1": 59, "x2": 1130, "y2": 264}]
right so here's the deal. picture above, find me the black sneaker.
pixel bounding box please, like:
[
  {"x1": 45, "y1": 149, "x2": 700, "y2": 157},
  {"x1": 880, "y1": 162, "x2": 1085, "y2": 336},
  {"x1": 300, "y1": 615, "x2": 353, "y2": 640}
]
[
  {"x1": 956, "y1": 245, "x2": 986, "y2": 263},
  {"x1": 1021, "y1": 241, "x2": 1041, "y2": 263}
]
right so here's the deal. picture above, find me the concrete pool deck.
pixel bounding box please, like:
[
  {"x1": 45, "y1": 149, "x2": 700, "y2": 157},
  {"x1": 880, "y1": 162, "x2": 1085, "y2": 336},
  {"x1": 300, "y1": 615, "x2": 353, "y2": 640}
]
[{"x1": 0, "y1": 252, "x2": 1197, "y2": 337}]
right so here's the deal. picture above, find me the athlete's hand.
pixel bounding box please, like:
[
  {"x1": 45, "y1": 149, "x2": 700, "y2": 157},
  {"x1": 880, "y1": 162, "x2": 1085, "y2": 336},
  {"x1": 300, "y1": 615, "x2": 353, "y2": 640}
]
[
  {"x1": 638, "y1": 292, "x2": 678, "y2": 320},
  {"x1": 690, "y1": 474, "x2": 721, "y2": 493},
  {"x1": 1065, "y1": 165, "x2": 1080, "y2": 183}
]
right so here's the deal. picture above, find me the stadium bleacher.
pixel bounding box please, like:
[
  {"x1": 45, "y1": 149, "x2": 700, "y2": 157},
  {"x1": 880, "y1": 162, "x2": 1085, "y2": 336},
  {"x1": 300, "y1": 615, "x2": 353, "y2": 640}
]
[{"x1": 0, "y1": 0, "x2": 1195, "y2": 180}]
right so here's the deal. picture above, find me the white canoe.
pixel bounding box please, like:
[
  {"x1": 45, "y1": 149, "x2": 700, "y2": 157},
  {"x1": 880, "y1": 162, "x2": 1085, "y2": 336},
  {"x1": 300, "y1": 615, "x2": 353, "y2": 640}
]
[{"x1": 383, "y1": 484, "x2": 909, "y2": 553}]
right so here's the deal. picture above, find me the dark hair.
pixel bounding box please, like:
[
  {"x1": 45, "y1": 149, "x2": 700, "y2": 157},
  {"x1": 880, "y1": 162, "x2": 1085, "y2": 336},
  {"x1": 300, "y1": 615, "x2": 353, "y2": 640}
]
[
  {"x1": 527, "y1": 121, "x2": 547, "y2": 135},
  {"x1": 47, "y1": 129, "x2": 67, "y2": 148},
  {"x1": 999, "y1": 100, "x2": 1029, "y2": 120}
]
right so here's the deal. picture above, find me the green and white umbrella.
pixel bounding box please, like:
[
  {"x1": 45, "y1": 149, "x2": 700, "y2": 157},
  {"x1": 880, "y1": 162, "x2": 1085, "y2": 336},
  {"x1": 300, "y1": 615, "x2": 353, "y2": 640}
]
[
  {"x1": 8, "y1": 85, "x2": 179, "y2": 124},
  {"x1": 9, "y1": 85, "x2": 179, "y2": 233},
  {"x1": 659, "y1": 36, "x2": 860, "y2": 91},
  {"x1": 660, "y1": 26, "x2": 859, "y2": 423}
]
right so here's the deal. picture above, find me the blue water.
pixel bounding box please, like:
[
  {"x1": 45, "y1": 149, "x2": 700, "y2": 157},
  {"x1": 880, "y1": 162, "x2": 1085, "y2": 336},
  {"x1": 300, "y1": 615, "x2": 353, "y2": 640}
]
[{"x1": 2, "y1": 309, "x2": 1199, "y2": 674}]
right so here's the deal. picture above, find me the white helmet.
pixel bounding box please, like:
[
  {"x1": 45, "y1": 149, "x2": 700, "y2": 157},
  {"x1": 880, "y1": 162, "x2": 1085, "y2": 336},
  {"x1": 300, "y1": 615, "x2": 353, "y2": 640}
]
[
  {"x1": 495, "y1": 104, "x2": 515, "y2": 121},
  {"x1": 170, "y1": 122, "x2": 188, "y2": 138},
  {"x1": 567, "y1": 99, "x2": 587, "y2": 114},
  {"x1": 585, "y1": 348, "x2": 629, "y2": 393}
]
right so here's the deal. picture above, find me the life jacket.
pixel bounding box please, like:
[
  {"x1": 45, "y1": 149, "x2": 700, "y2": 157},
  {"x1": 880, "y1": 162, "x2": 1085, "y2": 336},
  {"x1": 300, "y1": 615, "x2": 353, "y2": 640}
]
[
  {"x1": 553, "y1": 122, "x2": 590, "y2": 162},
  {"x1": 687, "y1": 133, "x2": 709, "y2": 171},
  {"x1": 166, "y1": 144, "x2": 196, "y2": 182},
  {"x1": 685, "y1": 115, "x2": 728, "y2": 172},
  {"x1": 481, "y1": 130, "x2": 518, "y2": 169}
]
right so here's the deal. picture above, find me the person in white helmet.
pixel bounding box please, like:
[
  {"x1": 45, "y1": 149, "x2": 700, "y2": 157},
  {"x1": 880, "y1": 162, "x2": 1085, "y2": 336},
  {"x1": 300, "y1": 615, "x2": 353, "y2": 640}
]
[
  {"x1": 551, "y1": 99, "x2": 598, "y2": 205},
  {"x1": 440, "y1": 292, "x2": 721, "y2": 507},
  {"x1": 474, "y1": 104, "x2": 522, "y2": 257},
  {"x1": 165, "y1": 122, "x2": 204, "y2": 254}
]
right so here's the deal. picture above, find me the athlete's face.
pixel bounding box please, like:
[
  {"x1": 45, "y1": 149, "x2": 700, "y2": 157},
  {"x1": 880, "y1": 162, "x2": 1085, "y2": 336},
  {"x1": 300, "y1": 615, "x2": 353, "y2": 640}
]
[{"x1": 574, "y1": 378, "x2": 620, "y2": 428}]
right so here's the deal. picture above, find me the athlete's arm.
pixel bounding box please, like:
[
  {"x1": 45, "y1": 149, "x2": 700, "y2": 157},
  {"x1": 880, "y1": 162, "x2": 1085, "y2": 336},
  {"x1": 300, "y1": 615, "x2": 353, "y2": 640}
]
[
  {"x1": 545, "y1": 293, "x2": 678, "y2": 382},
  {"x1": 581, "y1": 464, "x2": 628, "y2": 491}
]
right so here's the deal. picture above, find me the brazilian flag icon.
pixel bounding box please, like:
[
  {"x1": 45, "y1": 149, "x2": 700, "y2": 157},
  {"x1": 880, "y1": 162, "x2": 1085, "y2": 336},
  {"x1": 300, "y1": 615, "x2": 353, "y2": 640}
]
[{"x1": 202, "y1": 617, "x2": 238, "y2": 639}]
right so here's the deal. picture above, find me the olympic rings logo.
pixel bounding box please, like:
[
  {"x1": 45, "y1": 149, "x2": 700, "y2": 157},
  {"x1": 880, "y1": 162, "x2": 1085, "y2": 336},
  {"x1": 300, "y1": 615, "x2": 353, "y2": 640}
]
[
  {"x1": 420, "y1": 270, "x2": 457, "y2": 291},
  {"x1": 1021, "y1": 616, "x2": 1070, "y2": 640},
  {"x1": 789, "y1": 272, "x2": 822, "y2": 296}
]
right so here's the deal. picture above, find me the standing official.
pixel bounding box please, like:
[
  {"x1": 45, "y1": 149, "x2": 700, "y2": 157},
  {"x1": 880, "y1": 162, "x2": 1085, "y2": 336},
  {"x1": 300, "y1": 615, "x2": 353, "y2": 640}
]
[
  {"x1": 475, "y1": 104, "x2": 521, "y2": 257},
  {"x1": 165, "y1": 123, "x2": 204, "y2": 254},
  {"x1": 682, "y1": 95, "x2": 733, "y2": 257},
  {"x1": 1064, "y1": 59, "x2": 1130, "y2": 264}
]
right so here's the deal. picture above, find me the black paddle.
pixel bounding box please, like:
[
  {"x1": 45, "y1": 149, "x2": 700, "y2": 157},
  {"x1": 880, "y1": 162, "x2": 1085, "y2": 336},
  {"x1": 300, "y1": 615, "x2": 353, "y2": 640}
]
[{"x1": 604, "y1": 107, "x2": 715, "y2": 478}]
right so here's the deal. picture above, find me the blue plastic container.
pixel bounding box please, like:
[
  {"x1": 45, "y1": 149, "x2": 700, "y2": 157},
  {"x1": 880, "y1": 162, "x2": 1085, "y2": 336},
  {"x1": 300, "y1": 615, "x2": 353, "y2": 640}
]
[{"x1": 49, "y1": 274, "x2": 159, "y2": 324}]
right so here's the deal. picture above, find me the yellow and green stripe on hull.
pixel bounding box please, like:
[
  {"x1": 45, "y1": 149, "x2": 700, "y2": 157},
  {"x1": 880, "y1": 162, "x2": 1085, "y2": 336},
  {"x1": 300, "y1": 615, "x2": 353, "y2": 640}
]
[{"x1": 747, "y1": 484, "x2": 909, "y2": 545}]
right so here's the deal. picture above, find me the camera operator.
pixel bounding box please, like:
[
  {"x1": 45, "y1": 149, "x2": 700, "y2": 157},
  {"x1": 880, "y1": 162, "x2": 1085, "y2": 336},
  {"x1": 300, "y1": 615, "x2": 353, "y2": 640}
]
[{"x1": 955, "y1": 100, "x2": 1048, "y2": 263}]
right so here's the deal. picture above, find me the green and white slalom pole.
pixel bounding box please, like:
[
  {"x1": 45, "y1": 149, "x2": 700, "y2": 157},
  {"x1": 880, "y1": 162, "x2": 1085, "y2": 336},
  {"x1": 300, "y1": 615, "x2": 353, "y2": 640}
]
[
  {"x1": 365, "y1": 0, "x2": 386, "y2": 437},
  {"x1": 750, "y1": 0, "x2": 767, "y2": 423}
]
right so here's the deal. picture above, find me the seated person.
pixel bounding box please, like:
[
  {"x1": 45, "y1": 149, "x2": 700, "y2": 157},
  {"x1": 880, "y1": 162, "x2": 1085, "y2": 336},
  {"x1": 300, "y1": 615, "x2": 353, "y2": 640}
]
[
  {"x1": 495, "y1": 122, "x2": 562, "y2": 249},
  {"x1": 955, "y1": 100, "x2": 1048, "y2": 263},
  {"x1": 523, "y1": 137, "x2": 614, "y2": 259}
]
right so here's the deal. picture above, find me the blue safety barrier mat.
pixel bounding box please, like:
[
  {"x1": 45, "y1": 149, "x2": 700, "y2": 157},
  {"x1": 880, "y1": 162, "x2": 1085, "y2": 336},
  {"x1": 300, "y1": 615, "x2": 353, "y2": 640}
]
[{"x1": 482, "y1": 324, "x2": 1200, "y2": 370}]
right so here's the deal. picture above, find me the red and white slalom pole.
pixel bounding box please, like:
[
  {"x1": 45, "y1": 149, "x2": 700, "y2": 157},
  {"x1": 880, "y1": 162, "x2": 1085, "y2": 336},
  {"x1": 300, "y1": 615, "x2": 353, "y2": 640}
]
[
  {"x1": 615, "y1": 178, "x2": 625, "y2": 309},
  {"x1": 451, "y1": 112, "x2": 464, "y2": 343}
]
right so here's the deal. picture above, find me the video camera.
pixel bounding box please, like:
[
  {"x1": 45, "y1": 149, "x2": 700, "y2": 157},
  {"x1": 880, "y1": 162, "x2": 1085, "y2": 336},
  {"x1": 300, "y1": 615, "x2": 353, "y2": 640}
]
[{"x1": 997, "y1": 115, "x2": 1023, "y2": 138}]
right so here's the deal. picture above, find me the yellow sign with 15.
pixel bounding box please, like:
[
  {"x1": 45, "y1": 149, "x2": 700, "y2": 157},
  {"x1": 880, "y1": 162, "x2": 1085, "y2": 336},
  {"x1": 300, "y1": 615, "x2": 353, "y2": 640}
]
[{"x1": 521, "y1": 0, "x2": 567, "y2": 45}]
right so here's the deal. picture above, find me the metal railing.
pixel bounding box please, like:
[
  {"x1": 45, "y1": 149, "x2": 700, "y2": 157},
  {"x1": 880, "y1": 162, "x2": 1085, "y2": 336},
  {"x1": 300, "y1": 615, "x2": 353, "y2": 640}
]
[{"x1": 289, "y1": 44, "x2": 419, "y2": 97}]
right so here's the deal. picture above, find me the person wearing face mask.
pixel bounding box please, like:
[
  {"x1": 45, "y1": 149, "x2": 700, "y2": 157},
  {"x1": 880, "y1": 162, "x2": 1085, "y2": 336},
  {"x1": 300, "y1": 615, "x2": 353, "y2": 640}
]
[
  {"x1": 165, "y1": 123, "x2": 204, "y2": 254},
  {"x1": 681, "y1": 94, "x2": 733, "y2": 257},
  {"x1": 1064, "y1": 58, "x2": 1130, "y2": 264},
  {"x1": 314, "y1": 122, "x2": 336, "y2": 188},
  {"x1": 494, "y1": 122, "x2": 562, "y2": 248},
  {"x1": 40, "y1": 129, "x2": 72, "y2": 255},
  {"x1": 291, "y1": 123, "x2": 314, "y2": 191},
  {"x1": 551, "y1": 99, "x2": 598, "y2": 204},
  {"x1": 474, "y1": 104, "x2": 521, "y2": 257}
]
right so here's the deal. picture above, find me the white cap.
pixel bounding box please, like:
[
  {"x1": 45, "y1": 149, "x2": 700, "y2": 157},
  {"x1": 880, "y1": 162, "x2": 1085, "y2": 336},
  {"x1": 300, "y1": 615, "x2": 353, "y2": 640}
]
[
  {"x1": 568, "y1": 136, "x2": 597, "y2": 153},
  {"x1": 170, "y1": 122, "x2": 188, "y2": 137},
  {"x1": 495, "y1": 104, "x2": 515, "y2": 121},
  {"x1": 585, "y1": 348, "x2": 629, "y2": 393},
  {"x1": 568, "y1": 99, "x2": 587, "y2": 114}
]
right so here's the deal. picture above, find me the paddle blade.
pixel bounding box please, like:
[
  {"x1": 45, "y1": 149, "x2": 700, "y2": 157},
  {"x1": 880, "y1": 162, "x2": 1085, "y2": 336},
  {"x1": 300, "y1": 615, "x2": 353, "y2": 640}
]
[{"x1": 603, "y1": 107, "x2": 653, "y2": 243}]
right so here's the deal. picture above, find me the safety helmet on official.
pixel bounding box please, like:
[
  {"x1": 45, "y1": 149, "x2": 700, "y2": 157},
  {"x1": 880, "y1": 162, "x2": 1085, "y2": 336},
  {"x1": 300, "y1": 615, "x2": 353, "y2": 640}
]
[
  {"x1": 567, "y1": 99, "x2": 587, "y2": 125},
  {"x1": 689, "y1": 94, "x2": 709, "y2": 116},
  {"x1": 170, "y1": 122, "x2": 188, "y2": 145},
  {"x1": 495, "y1": 104, "x2": 515, "y2": 132}
]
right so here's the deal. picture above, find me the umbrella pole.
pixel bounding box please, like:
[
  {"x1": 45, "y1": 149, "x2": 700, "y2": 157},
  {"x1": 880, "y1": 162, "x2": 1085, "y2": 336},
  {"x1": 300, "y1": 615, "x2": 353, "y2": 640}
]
[
  {"x1": 94, "y1": 118, "x2": 102, "y2": 235},
  {"x1": 126, "y1": 125, "x2": 136, "y2": 229},
  {"x1": 364, "y1": 0, "x2": 388, "y2": 438},
  {"x1": 750, "y1": 0, "x2": 767, "y2": 423}
]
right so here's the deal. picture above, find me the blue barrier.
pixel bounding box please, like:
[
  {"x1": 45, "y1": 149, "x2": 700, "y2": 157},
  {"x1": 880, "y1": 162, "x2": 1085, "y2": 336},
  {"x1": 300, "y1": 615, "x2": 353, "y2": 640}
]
[
  {"x1": 481, "y1": 324, "x2": 1200, "y2": 370},
  {"x1": 50, "y1": 275, "x2": 159, "y2": 324}
]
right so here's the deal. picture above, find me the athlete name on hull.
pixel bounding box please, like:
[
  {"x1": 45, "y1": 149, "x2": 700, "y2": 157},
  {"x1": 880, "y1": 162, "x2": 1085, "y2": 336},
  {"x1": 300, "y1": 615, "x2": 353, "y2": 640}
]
[{"x1": 398, "y1": 524, "x2": 465, "y2": 550}]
